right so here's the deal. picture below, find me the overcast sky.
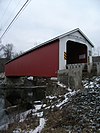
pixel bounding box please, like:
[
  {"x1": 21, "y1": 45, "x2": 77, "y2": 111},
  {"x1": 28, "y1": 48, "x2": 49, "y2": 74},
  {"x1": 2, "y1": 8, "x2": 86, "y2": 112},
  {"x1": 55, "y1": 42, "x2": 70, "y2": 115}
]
[{"x1": 0, "y1": 0, "x2": 100, "y2": 55}]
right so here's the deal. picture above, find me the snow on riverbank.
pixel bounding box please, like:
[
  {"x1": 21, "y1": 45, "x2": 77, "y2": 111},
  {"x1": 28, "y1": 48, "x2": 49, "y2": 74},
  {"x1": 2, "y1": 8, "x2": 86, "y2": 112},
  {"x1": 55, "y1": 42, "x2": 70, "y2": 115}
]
[
  {"x1": 13, "y1": 118, "x2": 45, "y2": 133},
  {"x1": 10, "y1": 83, "x2": 77, "y2": 133},
  {"x1": 13, "y1": 89, "x2": 77, "y2": 133},
  {"x1": 56, "y1": 90, "x2": 76, "y2": 108},
  {"x1": 31, "y1": 118, "x2": 45, "y2": 133},
  {"x1": 13, "y1": 102, "x2": 46, "y2": 133},
  {"x1": 2, "y1": 76, "x2": 100, "y2": 132}
]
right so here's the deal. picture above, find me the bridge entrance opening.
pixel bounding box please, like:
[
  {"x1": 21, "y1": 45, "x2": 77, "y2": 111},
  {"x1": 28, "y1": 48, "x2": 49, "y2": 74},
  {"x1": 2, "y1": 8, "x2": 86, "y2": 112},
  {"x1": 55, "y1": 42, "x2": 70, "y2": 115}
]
[{"x1": 67, "y1": 40, "x2": 87, "y2": 64}]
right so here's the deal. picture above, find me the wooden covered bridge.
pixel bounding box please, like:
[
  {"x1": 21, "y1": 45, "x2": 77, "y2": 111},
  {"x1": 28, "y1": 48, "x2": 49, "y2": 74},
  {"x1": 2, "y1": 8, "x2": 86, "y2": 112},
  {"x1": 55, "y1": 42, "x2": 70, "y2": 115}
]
[{"x1": 5, "y1": 28, "x2": 94, "y2": 81}]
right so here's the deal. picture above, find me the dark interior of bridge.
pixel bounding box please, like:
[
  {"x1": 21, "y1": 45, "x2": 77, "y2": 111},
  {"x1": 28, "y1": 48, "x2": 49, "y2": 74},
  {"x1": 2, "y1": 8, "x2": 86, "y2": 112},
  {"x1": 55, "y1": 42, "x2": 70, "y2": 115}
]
[{"x1": 67, "y1": 40, "x2": 87, "y2": 64}]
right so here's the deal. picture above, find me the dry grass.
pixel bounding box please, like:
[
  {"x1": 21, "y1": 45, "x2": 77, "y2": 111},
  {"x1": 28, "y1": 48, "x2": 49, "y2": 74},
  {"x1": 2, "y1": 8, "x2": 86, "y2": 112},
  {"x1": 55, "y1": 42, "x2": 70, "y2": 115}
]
[{"x1": 2, "y1": 113, "x2": 39, "y2": 133}]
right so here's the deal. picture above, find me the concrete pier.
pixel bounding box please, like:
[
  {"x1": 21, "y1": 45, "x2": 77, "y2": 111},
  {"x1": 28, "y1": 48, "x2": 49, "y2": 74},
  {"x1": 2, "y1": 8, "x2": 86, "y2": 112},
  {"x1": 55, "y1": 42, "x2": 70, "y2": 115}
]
[{"x1": 58, "y1": 66, "x2": 83, "y2": 90}]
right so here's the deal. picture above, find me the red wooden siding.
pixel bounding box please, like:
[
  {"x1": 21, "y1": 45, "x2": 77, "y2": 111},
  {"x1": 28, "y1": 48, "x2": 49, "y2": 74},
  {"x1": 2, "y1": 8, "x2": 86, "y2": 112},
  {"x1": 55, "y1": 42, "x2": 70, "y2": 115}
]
[{"x1": 5, "y1": 40, "x2": 59, "y2": 77}]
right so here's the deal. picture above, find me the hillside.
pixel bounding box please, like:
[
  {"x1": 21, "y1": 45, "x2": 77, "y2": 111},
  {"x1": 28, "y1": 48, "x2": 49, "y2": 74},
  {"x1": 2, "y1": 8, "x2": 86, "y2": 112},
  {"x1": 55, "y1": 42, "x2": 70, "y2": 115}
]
[{"x1": 1, "y1": 76, "x2": 100, "y2": 133}]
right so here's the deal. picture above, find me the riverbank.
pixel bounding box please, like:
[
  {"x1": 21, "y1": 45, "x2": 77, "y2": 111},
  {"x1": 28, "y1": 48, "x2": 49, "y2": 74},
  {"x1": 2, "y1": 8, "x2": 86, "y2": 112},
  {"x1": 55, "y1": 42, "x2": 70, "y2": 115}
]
[{"x1": 0, "y1": 76, "x2": 99, "y2": 132}]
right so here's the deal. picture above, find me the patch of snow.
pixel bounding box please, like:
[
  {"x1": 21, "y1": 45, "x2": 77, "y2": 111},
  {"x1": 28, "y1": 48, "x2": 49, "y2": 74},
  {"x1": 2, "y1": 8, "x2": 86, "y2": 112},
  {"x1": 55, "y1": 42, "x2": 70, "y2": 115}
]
[
  {"x1": 33, "y1": 111, "x2": 43, "y2": 118},
  {"x1": 57, "y1": 81, "x2": 66, "y2": 88},
  {"x1": 32, "y1": 102, "x2": 43, "y2": 117},
  {"x1": 19, "y1": 109, "x2": 32, "y2": 123},
  {"x1": 56, "y1": 97, "x2": 68, "y2": 108},
  {"x1": 51, "y1": 105, "x2": 54, "y2": 109},
  {"x1": 96, "y1": 84, "x2": 99, "y2": 87},
  {"x1": 42, "y1": 104, "x2": 46, "y2": 108},
  {"x1": 32, "y1": 101, "x2": 43, "y2": 113},
  {"x1": 7, "y1": 105, "x2": 17, "y2": 110},
  {"x1": 34, "y1": 104, "x2": 42, "y2": 111},
  {"x1": 27, "y1": 76, "x2": 33, "y2": 80},
  {"x1": 85, "y1": 85, "x2": 89, "y2": 89},
  {"x1": 34, "y1": 101, "x2": 41, "y2": 104},
  {"x1": 50, "y1": 77, "x2": 57, "y2": 81},
  {"x1": 95, "y1": 76, "x2": 100, "y2": 81},
  {"x1": 67, "y1": 88, "x2": 72, "y2": 92},
  {"x1": 32, "y1": 118, "x2": 45, "y2": 133},
  {"x1": 0, "y1": 73, "x2": 5, "y2": 79},
  {"x1": 13, "y1": 114, "x2": 45, "y2": 133},
  {"x1": 56, "y1": 90, "x2": 76, "y2": 108},
  {"x1": 13, "y1": 128, "x2": 21, "y2": 133},
  {"x1": 90, "y1": 81, "x2": 93, "y2": 85},
  {"x1": 65, "y1": 90, "x2": 76, "y2": 97},
  {"x1": 46, "y1": 96, "x2": 57, "y2": 100},
  {"x1": 84, "y1": 83, "x2": 88, "y2": 87},
  {"x1": 45, "y1": 106, "x2": 50, "y2": 110},
  {"x1": 89, "y1": 85, "x2": 94, "y2": 88}
]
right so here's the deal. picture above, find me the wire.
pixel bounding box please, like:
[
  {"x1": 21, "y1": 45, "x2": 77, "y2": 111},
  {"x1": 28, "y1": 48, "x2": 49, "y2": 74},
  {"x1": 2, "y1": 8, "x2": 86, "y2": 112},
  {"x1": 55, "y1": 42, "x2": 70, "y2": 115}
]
[
  {"x1": 0, "y1": 0, "x2": 32, "y2": 40},
  {"x1": 0, "y1": 0, "x2": 13, "y2": 25},
  {"x1": 2, "y1": 0, "x2": 23, "y2": 31}
]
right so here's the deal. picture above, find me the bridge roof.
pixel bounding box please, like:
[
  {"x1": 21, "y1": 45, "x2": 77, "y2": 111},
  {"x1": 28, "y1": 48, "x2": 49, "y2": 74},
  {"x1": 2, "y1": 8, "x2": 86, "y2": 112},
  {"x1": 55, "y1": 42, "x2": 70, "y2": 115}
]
[{"x1": 6, "y1": 28, "x2": 94, "y2": 64}]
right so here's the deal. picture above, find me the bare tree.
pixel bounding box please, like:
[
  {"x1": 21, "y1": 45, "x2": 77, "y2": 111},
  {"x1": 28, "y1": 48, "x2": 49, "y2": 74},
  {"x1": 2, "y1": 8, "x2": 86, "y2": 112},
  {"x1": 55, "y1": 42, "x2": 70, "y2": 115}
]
[
  {"x1": 3, "y1": 43, "x2": 14, "y2": 60},
  {"x1": 0, "y1": 44, "x2": 4, "y2": 51},
  {"x1": 12, "y1": 51, "x2": 23, "y2": 59},
  {"x1": 0, "y1": 44, "x2": 4, "y2": 58}
]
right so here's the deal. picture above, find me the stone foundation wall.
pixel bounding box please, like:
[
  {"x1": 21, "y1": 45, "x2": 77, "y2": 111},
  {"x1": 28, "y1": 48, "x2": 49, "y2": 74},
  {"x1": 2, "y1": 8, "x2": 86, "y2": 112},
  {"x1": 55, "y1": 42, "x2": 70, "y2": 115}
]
[
  {"x1": 91, "y1": 63, "x2": 100, "y2": 76},
  {"x1": 96, "y1": 63, "x2": 100, "y2": 75},
  {"x1": 58, "y1": 67, "x2": 83, "y2": 90}
]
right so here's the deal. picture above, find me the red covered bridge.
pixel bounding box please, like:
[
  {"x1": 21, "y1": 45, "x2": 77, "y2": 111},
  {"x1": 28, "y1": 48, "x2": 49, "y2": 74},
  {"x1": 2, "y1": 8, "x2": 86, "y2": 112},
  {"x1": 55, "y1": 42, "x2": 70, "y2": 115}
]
[{"x1": 5, "y1": 28, "x2": 94, "y2": 77}]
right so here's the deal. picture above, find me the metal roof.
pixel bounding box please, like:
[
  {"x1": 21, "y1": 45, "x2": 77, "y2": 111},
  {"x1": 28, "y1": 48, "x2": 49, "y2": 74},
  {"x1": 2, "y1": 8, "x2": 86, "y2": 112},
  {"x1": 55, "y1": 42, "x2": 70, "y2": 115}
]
[
  {"x1": 6, "y1": 28, "x2": 94, "y2": 64},
  {"x1": 59, "y1": 28, "x2": 94, "y2": 47}
]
